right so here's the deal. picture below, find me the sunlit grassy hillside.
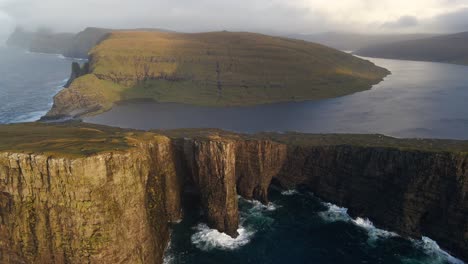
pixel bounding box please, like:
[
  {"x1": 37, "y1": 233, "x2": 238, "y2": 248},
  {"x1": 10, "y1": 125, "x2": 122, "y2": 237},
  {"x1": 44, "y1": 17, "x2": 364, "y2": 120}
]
[{"x1": 47, "y1": 31, "x2": 389, "y2": 117}]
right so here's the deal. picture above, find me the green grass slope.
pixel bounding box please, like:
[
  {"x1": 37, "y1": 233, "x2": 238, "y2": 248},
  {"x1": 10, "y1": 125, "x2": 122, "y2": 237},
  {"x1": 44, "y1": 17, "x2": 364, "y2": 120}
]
[
  {"x1": 47, "y1": 31, "x2": 389, "y2": 118},
  {"x1": 355, "y1": 31, "x2": 468, "y2": 65}
]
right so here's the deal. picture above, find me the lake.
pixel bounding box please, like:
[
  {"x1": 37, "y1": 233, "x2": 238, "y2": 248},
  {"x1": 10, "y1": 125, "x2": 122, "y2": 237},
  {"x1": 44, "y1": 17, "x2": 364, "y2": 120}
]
[{"x1": 85, "y1": 57, "x2": 468, "y2": 140}]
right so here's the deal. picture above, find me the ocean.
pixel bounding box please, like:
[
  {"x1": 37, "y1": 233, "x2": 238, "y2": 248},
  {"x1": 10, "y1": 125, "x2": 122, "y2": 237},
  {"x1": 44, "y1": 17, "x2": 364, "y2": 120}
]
[{"x1": 0, "y1": 46, "x2": 81, "y2": 123}]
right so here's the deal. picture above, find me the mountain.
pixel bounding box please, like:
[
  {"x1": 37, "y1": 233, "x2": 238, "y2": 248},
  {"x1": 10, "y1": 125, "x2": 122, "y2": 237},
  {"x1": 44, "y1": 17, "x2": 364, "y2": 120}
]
[
  {"x1": 289, "y1": 32, "x2": 437, "y2": 51},
  {"x1": 354, "y1": 31, "x2": 468, "y2": 65},
  {"x1": 44, "y1": 31, "x2": 390, "y2": 118}
]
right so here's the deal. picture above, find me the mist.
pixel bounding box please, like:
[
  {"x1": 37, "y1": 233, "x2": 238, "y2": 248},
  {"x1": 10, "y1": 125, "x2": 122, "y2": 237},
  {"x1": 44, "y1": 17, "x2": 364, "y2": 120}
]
[{"x1": 1, "y1": 0, "x2": 468, "y2": 42}]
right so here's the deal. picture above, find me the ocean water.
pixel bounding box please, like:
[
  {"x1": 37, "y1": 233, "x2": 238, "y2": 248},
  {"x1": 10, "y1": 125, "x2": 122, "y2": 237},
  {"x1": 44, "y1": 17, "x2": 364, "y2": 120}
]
[
  {"x1": 86, "y1": 57, "x2": 468, "y2": 140},
  {"x1": 164, "y1": 189, "x2": 463, "y2": 264},
  {"x1": 0, "y1": 47, "x2": 81, "y2": 123}
]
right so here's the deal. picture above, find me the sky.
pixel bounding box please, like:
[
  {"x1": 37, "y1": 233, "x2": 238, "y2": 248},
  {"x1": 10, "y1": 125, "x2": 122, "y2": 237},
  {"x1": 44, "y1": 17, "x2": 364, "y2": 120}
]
[{"x1": 1, "y1": 0, "x2": 468, "y2": 40}]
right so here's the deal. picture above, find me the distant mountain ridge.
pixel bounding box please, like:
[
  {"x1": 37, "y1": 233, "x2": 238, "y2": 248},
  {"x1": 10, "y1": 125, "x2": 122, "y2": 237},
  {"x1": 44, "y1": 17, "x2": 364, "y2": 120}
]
[
  {"x1": 354, "y1": 31, "x2": 468, "y2": 65},
  {"x1": 288, "y1": 32, "x2": 437, "y2": 51}
]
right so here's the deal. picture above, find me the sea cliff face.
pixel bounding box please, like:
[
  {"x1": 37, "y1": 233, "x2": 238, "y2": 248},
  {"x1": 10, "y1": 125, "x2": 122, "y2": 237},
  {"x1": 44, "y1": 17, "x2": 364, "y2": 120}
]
[
  {"x1": 0, "y1": 138, "x2": 180, "y2": 263},
  {"x1": 0, "y1": 125, "x2": 467, "y2": 263}
]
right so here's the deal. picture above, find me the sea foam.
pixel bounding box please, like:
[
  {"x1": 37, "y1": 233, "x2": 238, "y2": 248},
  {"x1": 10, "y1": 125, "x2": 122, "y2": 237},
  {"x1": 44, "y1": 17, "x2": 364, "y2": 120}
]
[
  {"x1": 281, "y1": 189, "x2": 299, "y2": 196},
  {"x1": 319, "y1": 202, "x2": 463, "y2": 263},
  {"x1": 352, "y1": 217, "x2": 398, "y2": 245},
  {"x1": 191, "y1": 223, "x2": 254, "y2": 251},
  {"x1": 412, "y1": 237, "x2": 465, "y2": 264}
]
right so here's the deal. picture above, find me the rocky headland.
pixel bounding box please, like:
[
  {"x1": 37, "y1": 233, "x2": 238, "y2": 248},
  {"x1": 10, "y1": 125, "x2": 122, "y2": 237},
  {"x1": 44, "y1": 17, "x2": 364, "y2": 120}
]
[
  {"x1": 0, "y1": 123, "x2": 466, "y2": 263},
  {"x1": 43, "y1": 31, "x2": 389, "y2": 119}
]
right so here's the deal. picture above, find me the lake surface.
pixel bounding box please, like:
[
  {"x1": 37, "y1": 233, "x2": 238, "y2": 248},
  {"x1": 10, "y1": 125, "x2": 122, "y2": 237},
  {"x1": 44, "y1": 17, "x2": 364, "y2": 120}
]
[
  {"x1": 86, "y1": 57, "x2": 468, "y2": 139},
  {"x1": 0, "y1": 47, "x2": 81, "y2": 123}
]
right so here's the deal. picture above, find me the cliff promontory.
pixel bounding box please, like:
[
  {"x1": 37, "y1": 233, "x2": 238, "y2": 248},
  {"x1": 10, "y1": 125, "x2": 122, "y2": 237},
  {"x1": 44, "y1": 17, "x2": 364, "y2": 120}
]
[
  {"x1": 44, "y1": 31, "x2": 390, "y2": 119},
  {"x1": 0, "y1": 123, "x2": 466, "y2": 263}
]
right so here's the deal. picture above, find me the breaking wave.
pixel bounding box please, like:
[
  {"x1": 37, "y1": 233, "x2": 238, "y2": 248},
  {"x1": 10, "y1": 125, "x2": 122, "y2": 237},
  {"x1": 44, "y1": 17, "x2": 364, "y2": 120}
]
[
  {"x1": 243, "y1": 198, "x2": 279, "y2": 212},
  {"x1": 190, "y1": 197, "x2": 280, "y2": 251},
  {"x1": 281, "y1": 189, "x2": 299, "y2": 196},
  {"x1": 318, "y1": 202, "x2": 350, "y2": 222},
  {"x1": 191, "y1": 223, "x2": 255, "y2": 251},
  {"x1": 352, "y1": 217, "x2": 398, "y2": 245},
  {"x1": 319, "y1": 202, "x2": 463, "y2": 263},
  {"x1": 409, "y1": 237, "x2": 465, "y2": 264}
]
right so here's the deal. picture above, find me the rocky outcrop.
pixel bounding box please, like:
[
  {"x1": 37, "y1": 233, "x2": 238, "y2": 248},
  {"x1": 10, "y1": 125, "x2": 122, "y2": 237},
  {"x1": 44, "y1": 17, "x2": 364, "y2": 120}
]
[
  {"x1": 65, "y1": 62, "x2": 90, "y2": 88},
  {"x1": 0, "y1": 128, "x2": 467, "y2": 263}
]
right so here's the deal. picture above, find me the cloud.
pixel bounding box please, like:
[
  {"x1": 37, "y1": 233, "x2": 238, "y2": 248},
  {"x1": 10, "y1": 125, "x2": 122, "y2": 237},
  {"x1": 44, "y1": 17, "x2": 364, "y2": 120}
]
[
  {"x1": 0, "y1": 0, "x2": 467, "y2": 40},
  {"x1": 382, "y1": 16, "x2": 419, "y2": 29},
  {"x1": 428, "y1": 7, "x2": 468, "y2": 32}
]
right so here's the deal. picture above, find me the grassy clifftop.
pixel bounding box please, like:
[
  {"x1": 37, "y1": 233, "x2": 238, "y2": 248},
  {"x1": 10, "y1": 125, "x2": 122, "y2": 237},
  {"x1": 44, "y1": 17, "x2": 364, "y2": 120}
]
[
  {"x1": 46, "y1": 31, "x2": 389, "y2": 118},
  {"x1": 1, "y1": 123, "x2": 468, "y2": 157}
]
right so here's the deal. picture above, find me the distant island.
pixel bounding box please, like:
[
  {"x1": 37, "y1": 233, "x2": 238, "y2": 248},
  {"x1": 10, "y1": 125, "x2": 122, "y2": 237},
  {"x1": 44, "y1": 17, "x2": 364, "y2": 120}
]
[
  {"x1": 43, "y1": 31, "x2": 389, "y2": 119},
  {"x1": 354, "y1": 31, "x2": 468, "y2": 65}
]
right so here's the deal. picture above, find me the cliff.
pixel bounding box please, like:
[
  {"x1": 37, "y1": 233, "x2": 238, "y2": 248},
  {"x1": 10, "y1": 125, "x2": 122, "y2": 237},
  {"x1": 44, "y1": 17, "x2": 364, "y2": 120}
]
[
  {"x1": 44, "y1": 31, "x2": 390, "y2": 119},
  {"x1": 65, "y1": 62, "x2": 90, "y2": 88},
  {"x1": 0, "y1": 123, "x2": 467, "y2": 263}
]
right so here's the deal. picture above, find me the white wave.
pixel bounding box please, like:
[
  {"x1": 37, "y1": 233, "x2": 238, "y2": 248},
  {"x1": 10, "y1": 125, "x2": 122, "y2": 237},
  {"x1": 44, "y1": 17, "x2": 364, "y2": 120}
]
[
  {"x1": 409, "y1": 237, "x2": 465, "y2": 264},
  {"x1": 353, "y1": 217, "x2": 398, "y2": 244},
  {"x1": 163, "y1": 255, "x2": 174, "y2": 264},
  {"x1": 281, "y1": 189, "x2": 299, "y2": 196},
  {"x1": 319, "y1": 202, "x2": 463, "y2": 262},
  {"x1": 318, "y1": 202, "x2": 350, "y2": 222},
  {"x1": 191, "y1": 223, "x2": 254, "y2": 251},
  {"x1": 163, "y1": 232, "x2": 175, "y2": 264},
  {"x1": 10, "y1": 110, "x2": 46, "y2": 123},
  {"x1": 247, "y1": 199, "x2": 279, "y2": 212}
]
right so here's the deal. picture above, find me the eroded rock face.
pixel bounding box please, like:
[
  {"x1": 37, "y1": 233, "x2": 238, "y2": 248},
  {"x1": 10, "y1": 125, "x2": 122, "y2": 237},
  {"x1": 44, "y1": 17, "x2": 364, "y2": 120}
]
[
  {"x1": 0, "y1": 135, "x2": 467, "y2": 263},
  {"x1": 0, "y1": 139, "x2": 180, "y2": 264},
  {"x1": 235, "y1": 140, "x2": 287, "y2": 203}
]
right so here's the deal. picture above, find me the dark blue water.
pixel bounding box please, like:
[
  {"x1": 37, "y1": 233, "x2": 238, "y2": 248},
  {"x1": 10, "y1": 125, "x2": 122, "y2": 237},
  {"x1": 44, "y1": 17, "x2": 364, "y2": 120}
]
[
  {"x1": 0, "y1": 47, "x2": 81, "y2": 123},
  {"x1": 86, "y1": 58, "x2": 468, "y2": 140},
  {"x1": 164, "y1": 189, "x2": 463, "y2": 264}
]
